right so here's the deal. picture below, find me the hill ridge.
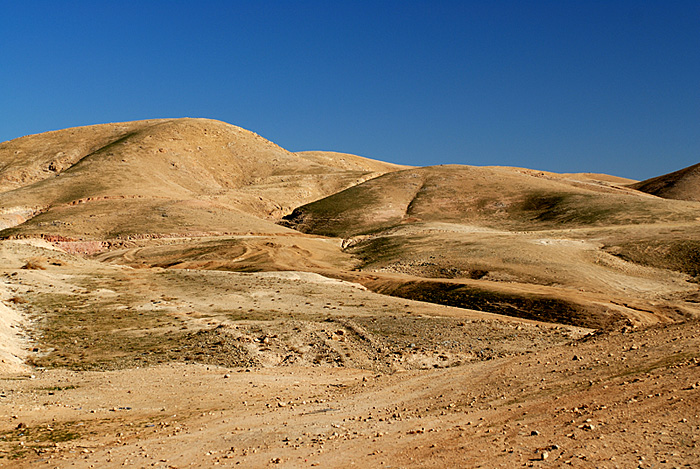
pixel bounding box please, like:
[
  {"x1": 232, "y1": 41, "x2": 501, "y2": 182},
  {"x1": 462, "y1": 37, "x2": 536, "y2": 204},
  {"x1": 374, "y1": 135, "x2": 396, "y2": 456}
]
[
  {"x1": 630, "y1": 161, "x2": 700, "y2": 202},
  {"x1": 0, "y1": 118, "x2": 403, "y2": 240}
]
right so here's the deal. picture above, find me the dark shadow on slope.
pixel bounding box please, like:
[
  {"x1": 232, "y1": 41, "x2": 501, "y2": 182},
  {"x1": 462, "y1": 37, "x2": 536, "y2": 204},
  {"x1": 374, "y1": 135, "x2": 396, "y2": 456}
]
[{"x1": 356, "y1": 277, "x2": 623, "y2": 330}]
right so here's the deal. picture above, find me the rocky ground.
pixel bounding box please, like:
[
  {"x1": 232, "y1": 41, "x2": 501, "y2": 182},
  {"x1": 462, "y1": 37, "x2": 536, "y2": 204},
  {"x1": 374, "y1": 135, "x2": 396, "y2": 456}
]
[
  {"x1": 1, "y1": 320, "x2": 698, "y2": 468},
  {"x1": 1, "y1": 120, "x2": 699, "y2": 467},
  {"x1": 0, "y1": 240, "x2": 698, "y2": 468}
]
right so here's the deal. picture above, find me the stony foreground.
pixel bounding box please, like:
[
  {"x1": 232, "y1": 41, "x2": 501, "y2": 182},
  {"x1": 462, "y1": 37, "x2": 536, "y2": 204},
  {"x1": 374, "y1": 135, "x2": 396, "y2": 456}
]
[{"x1": 1, "y1": 319, "x2": 699, "y2": 468}]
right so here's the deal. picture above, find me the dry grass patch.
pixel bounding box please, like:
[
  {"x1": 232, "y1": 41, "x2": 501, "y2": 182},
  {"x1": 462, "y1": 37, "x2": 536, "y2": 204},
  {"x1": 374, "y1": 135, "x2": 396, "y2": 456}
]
[{"x1": 20, "y1": 257, "x2": 46, "y2": 270}]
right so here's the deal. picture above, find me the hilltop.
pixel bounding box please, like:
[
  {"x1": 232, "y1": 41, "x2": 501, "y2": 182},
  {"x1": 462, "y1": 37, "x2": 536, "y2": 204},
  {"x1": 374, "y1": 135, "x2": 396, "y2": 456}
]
[
  {"x1": 630, "y1": 161, "x2": 700, "y2": 202},
  {"x1": 0, "y1": 118, "x2": 405, "y2": 239}
]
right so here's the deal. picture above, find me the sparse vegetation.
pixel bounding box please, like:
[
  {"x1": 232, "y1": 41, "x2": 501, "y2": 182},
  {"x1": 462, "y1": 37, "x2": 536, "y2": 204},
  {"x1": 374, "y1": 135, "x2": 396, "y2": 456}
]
[
  {"x1": 21, "y1": 257, "x2": 46, "y2": 270},
  {"x1": 1, "y1": 120, "x2": 699, "y2": 467},
  {"x1": 6, "y1": 296, "x2": 27, "y2": 304},
  {"x1": 606, "y1": 238, "x2": 700, "y2": 279}
]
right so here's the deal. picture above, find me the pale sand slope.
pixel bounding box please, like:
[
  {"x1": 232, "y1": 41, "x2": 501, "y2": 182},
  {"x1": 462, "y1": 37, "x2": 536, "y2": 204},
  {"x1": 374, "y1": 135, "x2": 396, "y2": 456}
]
[
  {"x1": 0, "y1": 240, "x2": 63, "y2": 373},
  {"x1": 0, "y1": 290, "x2": 28, "y2": 374}
]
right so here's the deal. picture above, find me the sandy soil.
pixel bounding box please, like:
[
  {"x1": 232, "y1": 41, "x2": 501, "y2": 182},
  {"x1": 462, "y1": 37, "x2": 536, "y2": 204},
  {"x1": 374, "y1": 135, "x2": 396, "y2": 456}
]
[
  {"x1": 1, "y1": 321, "x2": 698, "y2": 468},
  {"x1": 0, "y1": 240, "x2": 698, "y2": 468},
  {"x1": 0, "y1": 287, "x2": 29, "y2": 374},
  {"x1": 1, "y1": 120, "x2": 699, "y2": 467}
]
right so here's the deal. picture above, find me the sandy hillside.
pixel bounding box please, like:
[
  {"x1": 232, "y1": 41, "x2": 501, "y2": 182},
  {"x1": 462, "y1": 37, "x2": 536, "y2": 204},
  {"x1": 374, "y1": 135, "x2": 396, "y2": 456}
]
[
  {"x1": 0, "y1": 120, "x2": 699, "y2": 467},
  {"x1": 282, "y1": 165, "x2": 700, "y2": 328},
  {"x1": 0, "y1": 118, "x2": 406, "y2": 239},
  {"x1": 630, "y1": 161, "x2": 700, "y2": 202}
]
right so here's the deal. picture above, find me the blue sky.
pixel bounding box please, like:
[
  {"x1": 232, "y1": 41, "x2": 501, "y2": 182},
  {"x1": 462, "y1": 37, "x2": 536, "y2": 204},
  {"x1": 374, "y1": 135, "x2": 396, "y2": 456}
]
[{"x1": 1, "y1": 1, "x2": 698, "y2": 180}]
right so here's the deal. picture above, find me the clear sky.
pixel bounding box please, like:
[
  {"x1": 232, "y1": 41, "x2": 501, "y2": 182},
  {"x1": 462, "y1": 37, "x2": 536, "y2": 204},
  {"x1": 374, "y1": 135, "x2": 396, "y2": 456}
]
[{"x1": 1, "y1": 1, "x2": 698, "y2": 180}]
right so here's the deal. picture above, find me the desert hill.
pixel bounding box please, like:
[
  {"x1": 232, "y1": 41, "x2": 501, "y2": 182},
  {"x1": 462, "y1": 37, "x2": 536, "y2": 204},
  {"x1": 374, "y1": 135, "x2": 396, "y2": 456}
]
[
  {"x1": 0, "y1": 120, "x2": 699, "y2": 467},
  {"x1": 1, "y1": 120, "x2": 698, "y2": 328},
  {"x1": 630, "y1": 161, "x2": 700, "y2": 202},
  {"x1": 0, "y1": 118, "x2": 405, "y2": 239},
  {"x1": 281, "y1": 164, "x2": 696, "y2": 236},
  {"x1": 280, "y1": 164, "x2": 700, "y2": 327}
]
